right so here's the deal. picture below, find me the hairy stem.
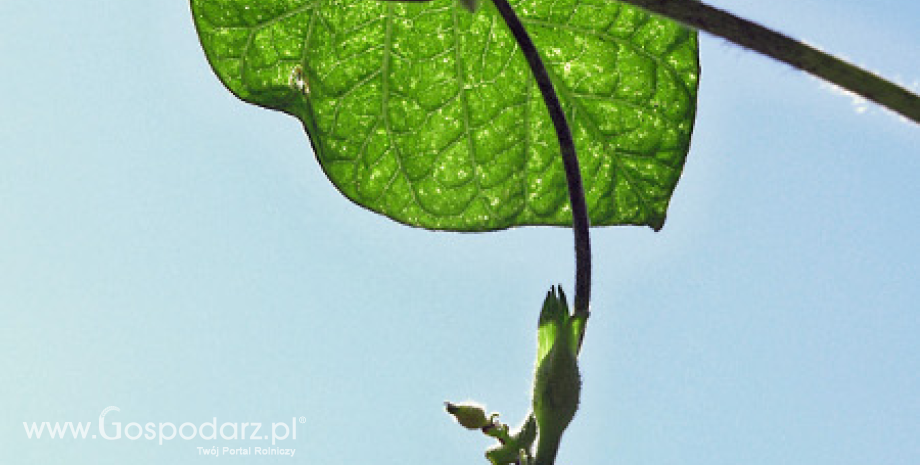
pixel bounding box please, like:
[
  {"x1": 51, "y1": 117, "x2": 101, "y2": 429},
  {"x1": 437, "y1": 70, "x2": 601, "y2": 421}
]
[
  {"x1": 534, "y1": 430, "x2": 561, "y2": 465},
  {"x1": 619, "y1": 0, "x2": 920, "y2": 123},
  {"x1": 491, "y1": 0, "x2": 593, "y2": 324}
]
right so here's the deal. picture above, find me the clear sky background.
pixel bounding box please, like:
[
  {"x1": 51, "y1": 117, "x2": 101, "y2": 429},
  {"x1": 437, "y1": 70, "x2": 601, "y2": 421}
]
[{"x1": 2, "y1": 1, "x2": 918, "y2": 464}]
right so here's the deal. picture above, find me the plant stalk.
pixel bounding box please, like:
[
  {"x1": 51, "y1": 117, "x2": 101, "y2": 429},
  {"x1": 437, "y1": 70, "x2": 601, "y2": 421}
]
[
  {"x1": 618, "y1": 0, "x2": 920, "y2": 123},
  {"x1": 491, "y1": 1, "x2": 592, "y2": 464},
  {"x1": 533, "y1": 431, "x2": 561, "y2": 465},
  {"x1": 490, "y1": 0, "x2": 593, "y2": 325}
]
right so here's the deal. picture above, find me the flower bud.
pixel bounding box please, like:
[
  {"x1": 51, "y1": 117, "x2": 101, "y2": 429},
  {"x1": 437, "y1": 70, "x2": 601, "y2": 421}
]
[
  {"x1": 445, "y1": 402, "x2": 490, "y2": 430},
  {"x1": 532, "y1": 287, "x2": 581, "y2": 455}
]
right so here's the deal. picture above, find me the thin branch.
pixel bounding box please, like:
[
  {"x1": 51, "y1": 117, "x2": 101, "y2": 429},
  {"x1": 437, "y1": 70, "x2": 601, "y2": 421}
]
[
  {"x1": 618, "y1": 0, "x2": 920, "y2": 123},
  {"x1": 490, "y1": 0, "x2": 592, "y2": 324}
]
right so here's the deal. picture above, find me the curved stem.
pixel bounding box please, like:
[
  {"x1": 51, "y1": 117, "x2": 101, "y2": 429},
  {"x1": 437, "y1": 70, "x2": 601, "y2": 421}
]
[
  {"x1": 491, "y1": 5, "x2": 591, "y2": 463},
  {"x1": 491, "y1": 0, "x2": 592, "y2": 325},
  {"x1": 618, "y1": 0, "x2": 920, "y2": 123}
]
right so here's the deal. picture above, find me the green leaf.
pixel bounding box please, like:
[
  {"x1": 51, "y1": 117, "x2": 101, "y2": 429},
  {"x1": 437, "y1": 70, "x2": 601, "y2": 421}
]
[{"x1": 191, "y1": 0, "x2": 699, "y2": 231}]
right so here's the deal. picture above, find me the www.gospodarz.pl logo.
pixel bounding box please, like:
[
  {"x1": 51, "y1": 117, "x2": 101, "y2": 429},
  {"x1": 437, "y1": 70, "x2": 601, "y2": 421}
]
[{"x1": 23, "y1": 406, "x2": 303, "y2": 447}]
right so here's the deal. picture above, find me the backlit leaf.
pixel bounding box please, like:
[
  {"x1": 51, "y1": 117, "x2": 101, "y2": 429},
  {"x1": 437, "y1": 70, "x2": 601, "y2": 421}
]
[{"x1": 191, "y1": 0, "x2": 699, "y2": 231}]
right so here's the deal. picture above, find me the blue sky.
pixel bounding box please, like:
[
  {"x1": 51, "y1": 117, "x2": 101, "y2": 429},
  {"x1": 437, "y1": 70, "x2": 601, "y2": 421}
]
[{"x1": 2, "y1": 1, "x2": 918, "y2": 464}]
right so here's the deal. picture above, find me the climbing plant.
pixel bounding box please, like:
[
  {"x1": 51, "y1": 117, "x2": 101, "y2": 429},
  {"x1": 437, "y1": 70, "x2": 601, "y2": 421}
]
[{"x1": 190, "y1": 0, "x2": 918, "y2": 463}]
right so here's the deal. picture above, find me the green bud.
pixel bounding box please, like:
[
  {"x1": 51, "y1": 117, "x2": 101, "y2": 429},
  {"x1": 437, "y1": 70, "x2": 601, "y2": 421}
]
[
  {"x1": 532, "y1": 287, "x2": 581, "y2": 460},
  {"x1": 445, "y1": 402, "x2": 490, "y2": 430}
]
